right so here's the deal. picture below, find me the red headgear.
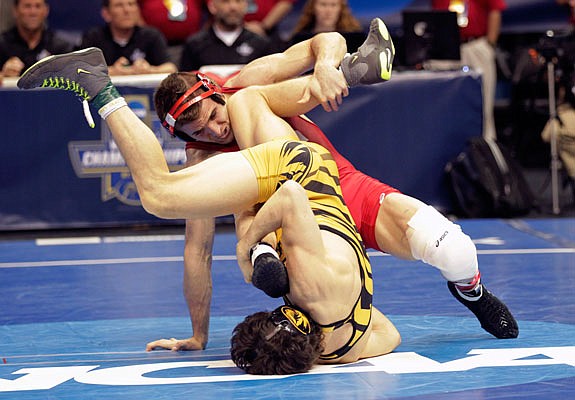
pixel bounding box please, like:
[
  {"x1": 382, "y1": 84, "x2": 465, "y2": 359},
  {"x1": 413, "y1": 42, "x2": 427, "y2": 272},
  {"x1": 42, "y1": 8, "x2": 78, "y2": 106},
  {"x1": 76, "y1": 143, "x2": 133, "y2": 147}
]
[{"x1": 161, "y1": 72, "x2": 224, "y2": 141}]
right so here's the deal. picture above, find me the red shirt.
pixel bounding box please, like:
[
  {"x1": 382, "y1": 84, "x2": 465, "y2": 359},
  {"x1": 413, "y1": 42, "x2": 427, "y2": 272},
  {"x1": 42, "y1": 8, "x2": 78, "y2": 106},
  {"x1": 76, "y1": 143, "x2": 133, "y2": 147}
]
[
  {"x1": 139, "y1": 0, "x2": 204, "y2": 44},
  {"x1": 432, "y1": 0, "x2": 507, "y2": 40}
]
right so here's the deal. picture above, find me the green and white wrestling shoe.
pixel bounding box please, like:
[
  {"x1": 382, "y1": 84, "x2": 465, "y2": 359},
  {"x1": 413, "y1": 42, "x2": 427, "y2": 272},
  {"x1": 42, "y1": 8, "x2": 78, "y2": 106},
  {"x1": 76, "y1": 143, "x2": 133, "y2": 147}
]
[
  {"x1": 17, "y1": 47, "x2": 125, "y2": 128},
  {"x1": 340, "y1": 18, "x2": 395, "y2": 86}
]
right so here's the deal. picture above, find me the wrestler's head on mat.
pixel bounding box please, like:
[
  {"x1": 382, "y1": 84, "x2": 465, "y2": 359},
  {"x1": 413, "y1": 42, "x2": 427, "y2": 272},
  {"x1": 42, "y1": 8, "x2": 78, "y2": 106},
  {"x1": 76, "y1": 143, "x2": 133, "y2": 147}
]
[{"x1": 230, "y1": 305, "x2": 324, "y2": 374}]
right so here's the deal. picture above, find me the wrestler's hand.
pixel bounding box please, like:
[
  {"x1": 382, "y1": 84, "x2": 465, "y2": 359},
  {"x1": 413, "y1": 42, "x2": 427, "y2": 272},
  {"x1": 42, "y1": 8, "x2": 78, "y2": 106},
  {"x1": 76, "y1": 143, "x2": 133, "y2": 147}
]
[
  {"x1": 146, "y1": 336, "x2": 205, "y2": 351},
  {"x1": 305, "y1": 62, "x2": 349, "y2": 112},
  {"x1": 236, "y1": 239, "x2": 253, "y2": 283}
]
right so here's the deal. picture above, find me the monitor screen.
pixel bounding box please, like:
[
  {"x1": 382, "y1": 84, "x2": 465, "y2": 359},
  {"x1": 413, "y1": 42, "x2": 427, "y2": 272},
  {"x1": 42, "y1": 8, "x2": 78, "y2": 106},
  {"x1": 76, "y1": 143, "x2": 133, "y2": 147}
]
[{"x1": 402, "y1": 10, "x2": 461, "y2": 67}]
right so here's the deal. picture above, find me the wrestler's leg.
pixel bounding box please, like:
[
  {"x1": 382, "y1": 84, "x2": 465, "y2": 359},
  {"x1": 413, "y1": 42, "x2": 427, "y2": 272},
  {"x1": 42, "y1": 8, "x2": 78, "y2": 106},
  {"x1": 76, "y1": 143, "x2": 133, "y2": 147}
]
[
  {"x1": 375, "y1": 193, "x2": 479, "y2": 282},
  {"x1": 104, "y1": 107, "x2": 259, "y2": 219},
  {"x1": 374, "y1": 193, "x2": 518, "y2": 339},
  {"x1": 373, "y1": 193, "x2": 422, "y2": 260},
  {"x1": 17, "y1": 48, "x2": 259, "y2": 220}
]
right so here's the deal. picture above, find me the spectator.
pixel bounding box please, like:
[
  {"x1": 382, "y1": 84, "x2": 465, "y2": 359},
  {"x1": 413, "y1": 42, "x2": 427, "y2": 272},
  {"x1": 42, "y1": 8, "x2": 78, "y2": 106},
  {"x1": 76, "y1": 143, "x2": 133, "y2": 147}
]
[
  {"x1": 541, "y1": 75, "x2": 575, "y2": 200},
  {"x1": 432, "y1": 0, "x2": 506, "y2": 141},
  {"x1": 290, "y1": 0, "x2": 363, "y2": 50},
  {"x1": 180, "y1": 0, "x2": 273, "y2": 73},
  {"x1": 0, "y1": 0, "x2": 73, "y2": 78},
  {"x1": 137, "y1": 0, "x2": 206, "y2": 64},
  {"x1": 80, "y1": 0, "x2": 177, "y2": 76},
  {"x1": 243, "y1": 0, "x2": 294, "y2": 41}
]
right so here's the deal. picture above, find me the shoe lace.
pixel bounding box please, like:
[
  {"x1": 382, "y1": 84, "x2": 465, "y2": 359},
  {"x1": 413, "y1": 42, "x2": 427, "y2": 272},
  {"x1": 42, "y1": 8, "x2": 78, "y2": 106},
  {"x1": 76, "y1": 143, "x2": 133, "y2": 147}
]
[
  {"x1": 41, "y1": 77, "x2": 95, "y2": 128},
  {"x1": 41, "y1": 77, "x2": 90, "y2": 101}
]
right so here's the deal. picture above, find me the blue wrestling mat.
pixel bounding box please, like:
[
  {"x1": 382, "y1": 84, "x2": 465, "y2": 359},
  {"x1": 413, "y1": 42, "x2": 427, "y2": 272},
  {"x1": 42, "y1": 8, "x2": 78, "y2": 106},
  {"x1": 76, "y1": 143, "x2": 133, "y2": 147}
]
[{"x1": 0, "y1": 218, "x2": 574, "y2": 399}]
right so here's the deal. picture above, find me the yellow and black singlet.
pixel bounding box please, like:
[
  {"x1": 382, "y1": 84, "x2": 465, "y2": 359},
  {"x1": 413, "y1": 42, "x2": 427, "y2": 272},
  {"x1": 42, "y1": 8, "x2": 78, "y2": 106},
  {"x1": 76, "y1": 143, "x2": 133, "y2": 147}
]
[{"x1": 241, "y1": 139, "x2": 374, "y2": 361}]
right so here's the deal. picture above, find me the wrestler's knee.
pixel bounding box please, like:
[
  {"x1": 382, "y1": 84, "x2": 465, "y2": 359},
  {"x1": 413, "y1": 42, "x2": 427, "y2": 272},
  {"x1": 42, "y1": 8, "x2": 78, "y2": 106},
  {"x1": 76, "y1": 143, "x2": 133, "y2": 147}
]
[
  {"x1": 139, "y1": 184, "x2": 175, "y2": 219},
  {"x1": 374, "y1": 193, "x2": 424, "y2": 258},
  {"x1": 406, "y1": 205, "x2": 478, "y2": 281},
  {"x1": 140, "y1": 191, "x2": 167, "y2": 218},
  {"x1": 279, "y1": 180, "x2": 307, "y2": 205}
]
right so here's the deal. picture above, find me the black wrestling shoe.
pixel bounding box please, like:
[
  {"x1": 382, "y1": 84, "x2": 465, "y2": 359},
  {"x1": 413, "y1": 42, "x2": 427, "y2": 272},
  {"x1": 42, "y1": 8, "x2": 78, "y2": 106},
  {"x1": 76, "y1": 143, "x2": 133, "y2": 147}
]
[
  {"x1": 18, "y1": 47, "x2": 110, "y2": 101},
  {"x1": 340, "y1": 18, "x2": 395, "y2": 86},
  {"x1": 448, "y1": 281, "x2": 519, "y2": 339},
  {"x1": 251, "y1": 246, "x2": 289, "y2": 298},
  {"x1": 17, "y1": 47, "x2": 116, "y2": 127}
]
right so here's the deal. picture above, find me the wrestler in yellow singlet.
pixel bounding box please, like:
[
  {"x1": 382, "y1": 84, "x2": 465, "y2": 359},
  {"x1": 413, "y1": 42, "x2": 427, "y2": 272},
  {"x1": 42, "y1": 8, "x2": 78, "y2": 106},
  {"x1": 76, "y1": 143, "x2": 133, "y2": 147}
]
[{"x1": 241, "y1": 138, "x2": 374, "y2": 360}]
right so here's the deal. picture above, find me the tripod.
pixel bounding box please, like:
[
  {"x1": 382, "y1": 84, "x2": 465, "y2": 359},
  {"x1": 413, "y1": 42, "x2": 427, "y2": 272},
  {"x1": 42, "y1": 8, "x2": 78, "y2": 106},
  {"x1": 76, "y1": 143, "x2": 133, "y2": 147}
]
[
  {"x1": 538, "y1": 34, "x2": 562, "y2": 214},
  {"x1": 547, "y1": 59, "x2": 560, "y2": 214}
]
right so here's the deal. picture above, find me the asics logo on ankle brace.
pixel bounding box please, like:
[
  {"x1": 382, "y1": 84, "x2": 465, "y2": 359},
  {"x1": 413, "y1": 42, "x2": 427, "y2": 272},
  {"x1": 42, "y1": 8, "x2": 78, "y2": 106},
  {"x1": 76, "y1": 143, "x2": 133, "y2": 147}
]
[
  {"x1": 435, "y1": 231, "x2": 449, "y2": 247},
  {"x1": 77, "y1": 68, "x2": 91, "y2": 75}
]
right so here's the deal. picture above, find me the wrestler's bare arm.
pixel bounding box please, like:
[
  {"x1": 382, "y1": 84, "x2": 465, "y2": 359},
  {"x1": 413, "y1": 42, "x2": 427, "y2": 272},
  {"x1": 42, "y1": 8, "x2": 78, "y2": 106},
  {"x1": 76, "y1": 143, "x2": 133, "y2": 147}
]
[
  {"x1": 147, "y1": 149, "x2": 219, "y2": 351},
  {"x1": 227, "y1": 32, "x2": 348, "y2": 112},
  {"x1": 228, "y1": 75, "x2": 330, "y2": 148},
  {"x1": 228, "y1": 32, "x2": 346, "y2": 86},
  {"x1": 236, "y1": 181, "x2": 327, "y2": 288},
  {"x1": 358, "y1": 307, "x2": 401, "y2": 359}
]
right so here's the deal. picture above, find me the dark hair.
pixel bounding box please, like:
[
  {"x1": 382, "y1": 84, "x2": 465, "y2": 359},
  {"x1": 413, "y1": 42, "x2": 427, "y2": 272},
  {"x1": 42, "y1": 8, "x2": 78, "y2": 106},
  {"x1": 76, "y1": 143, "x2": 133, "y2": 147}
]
[
  {"x1": 292, "y1": 0, "x2": 362, "y2": 36},
  {"x1": 230, "y1": 310, "x2": 324, "y2": 375},
  {"x1": 154, "y1": 72, "x2": 203, "y2": 127},
  {"x1": 14, "y1": 0, "x2": 49, "y2": 5},
  {"x1": 154, "y1": 72, "x2": 226, "y2": 135}
]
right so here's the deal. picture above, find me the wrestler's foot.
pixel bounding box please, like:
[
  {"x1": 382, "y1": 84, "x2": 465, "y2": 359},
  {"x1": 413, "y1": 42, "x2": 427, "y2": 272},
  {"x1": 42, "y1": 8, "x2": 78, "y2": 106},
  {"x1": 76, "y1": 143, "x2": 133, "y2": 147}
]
[
  {"x1": 448, "y1": 281, "x2": 519, "y2": 339},
  {"x1": 17, "y1": 47, "x2": 119, "y2": 127},
  {"x1": 250, "y1": 243, "x2": 289, "y2": 298},
  {"x1": 340, "y1": 18, "x2": 395, "y2": 86}
]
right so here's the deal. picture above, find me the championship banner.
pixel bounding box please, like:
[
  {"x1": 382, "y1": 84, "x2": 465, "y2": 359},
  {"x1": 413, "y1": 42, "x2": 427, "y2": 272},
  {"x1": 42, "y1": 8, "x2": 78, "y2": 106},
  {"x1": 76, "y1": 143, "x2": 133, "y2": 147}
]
[{"x1": 68, "y1": 95, "x2": 186, "y2": 206}]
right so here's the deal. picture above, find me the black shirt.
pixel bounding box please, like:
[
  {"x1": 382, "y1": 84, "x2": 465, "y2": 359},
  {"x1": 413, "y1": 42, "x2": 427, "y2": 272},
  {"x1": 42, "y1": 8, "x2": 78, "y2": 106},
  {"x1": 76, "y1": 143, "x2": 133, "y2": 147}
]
[
  {"x1": 180, "y1": 27, "x2": 273, "y2": 72},
  {"x1": 80, "y1": 25, "x2": 171, "y2": 66},
  {"x1": 0, "y1": 27, "x2": 74, "y2": 71}
]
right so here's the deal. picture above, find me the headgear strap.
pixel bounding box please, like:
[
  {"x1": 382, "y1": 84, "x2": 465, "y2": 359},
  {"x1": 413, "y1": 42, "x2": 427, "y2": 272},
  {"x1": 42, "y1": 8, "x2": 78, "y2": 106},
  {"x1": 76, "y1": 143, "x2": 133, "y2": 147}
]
[{"x1": 161, "y1": 72, "x2": 223, "y2": 135}]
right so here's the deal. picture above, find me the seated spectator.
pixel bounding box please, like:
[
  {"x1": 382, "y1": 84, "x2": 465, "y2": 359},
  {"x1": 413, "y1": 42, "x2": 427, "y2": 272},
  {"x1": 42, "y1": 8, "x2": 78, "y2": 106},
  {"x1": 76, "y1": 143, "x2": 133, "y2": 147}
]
[
  {"x1": 80, "y1": 0, "x2": 177, "y2": 76},
  {"x1": 0, "y1": 0, "x2": 73, "y2": 78},
  {"x1": 137, "y1": 0, "x2": 206, "y2": 64},
  {"x1": 180, "y1": 0, "x2": 273, "y2": 73},
  {"x1": 289, "y1": 0, "x2": 363, "y2": 50},
  {"x1": 243, "y1": 0, "x2": 294, "y2": 44}
]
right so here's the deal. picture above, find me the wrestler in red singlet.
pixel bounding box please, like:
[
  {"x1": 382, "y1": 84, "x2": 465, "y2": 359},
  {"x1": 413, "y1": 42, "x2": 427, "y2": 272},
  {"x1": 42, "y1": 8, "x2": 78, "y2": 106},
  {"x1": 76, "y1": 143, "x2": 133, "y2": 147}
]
[{"x1": 182, "y1": 73, "x2": 399, "y2": 251}]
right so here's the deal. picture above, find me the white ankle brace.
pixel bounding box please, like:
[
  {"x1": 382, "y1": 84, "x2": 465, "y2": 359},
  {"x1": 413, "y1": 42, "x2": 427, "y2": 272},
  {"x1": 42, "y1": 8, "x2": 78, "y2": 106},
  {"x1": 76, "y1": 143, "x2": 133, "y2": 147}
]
[{"x1": 407, "y1": 205, "x2": 478, "y2": 282}]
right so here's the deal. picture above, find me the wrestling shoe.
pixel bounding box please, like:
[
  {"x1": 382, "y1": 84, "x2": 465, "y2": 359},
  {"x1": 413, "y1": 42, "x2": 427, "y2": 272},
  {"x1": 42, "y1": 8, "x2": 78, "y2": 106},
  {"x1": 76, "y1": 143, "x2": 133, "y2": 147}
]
[
  {"x1": 250, "y1": 243, "x2": 289, "y2": 298},
  {"x1": 448, "y1": 281, "x2": 519, "y2": 339},
  {"x1": 17, "y1": 47, "x2": 119, "y2": 127},
  {"x1": 340, "y1": 18, "x2": 395, "y2": 86}
]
